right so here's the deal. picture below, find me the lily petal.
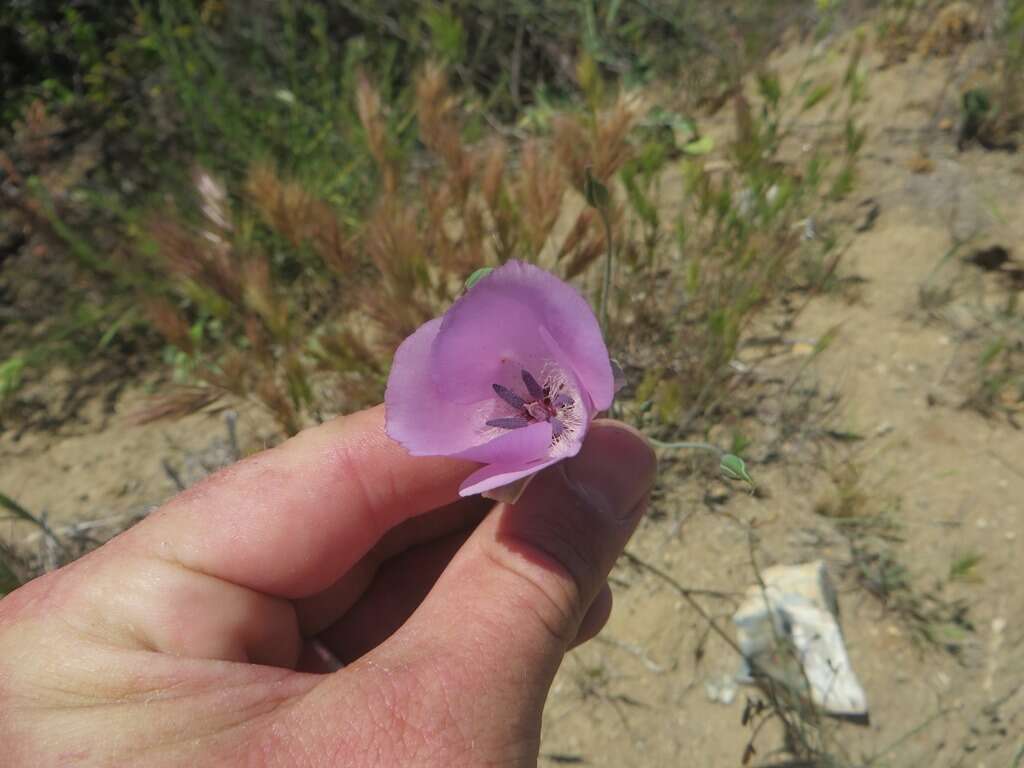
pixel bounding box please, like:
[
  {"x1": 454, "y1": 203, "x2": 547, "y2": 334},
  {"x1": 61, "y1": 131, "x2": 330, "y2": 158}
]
[
  {"x1": 459, "y1": 457, "x2": 560, "y2": 497},
  {"x1": 454, "y1": 420, "x2": 552, "y2": 465},
  {"x1": 431, "y1": 261, "x2": 614, "y2": 407},
  {"x1": 385, "y1": 318, "x2": 488, "y2": 455}
]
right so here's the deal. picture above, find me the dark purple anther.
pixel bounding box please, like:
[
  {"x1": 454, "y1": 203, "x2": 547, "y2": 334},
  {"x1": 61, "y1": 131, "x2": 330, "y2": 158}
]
[
  {"x1": 552, "y1": 393, "x2": 574, "y2": 409},
  {"x1": 486, "y1": 416, "x2": 530, "y2": 430},
  {"x1": 521, "y1": 369, "x2": 544, "y2": 400},
  {"x1": 492, "y1": 383, "x2": 526, "y2": 409},
  {"x1": 488, "y1": 368, "x2": 575, "y2": 437}
]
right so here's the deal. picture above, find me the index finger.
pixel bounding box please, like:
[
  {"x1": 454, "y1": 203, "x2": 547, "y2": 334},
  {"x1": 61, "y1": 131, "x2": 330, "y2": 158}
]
[{"x1": 124, "y1": 405, "x2": 475, "y2": 599}]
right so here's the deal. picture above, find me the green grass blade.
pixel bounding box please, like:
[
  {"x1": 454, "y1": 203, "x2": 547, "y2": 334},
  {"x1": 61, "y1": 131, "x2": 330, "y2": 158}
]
[
  {"x1": 0, "y1": 556, "x2": 20, "y2": 597},
  {"x1": 0, "y1": 492, "x2": 39, "y2": 526},
  {"x1": 0, "y1": 493, "x2": 68, "y2": 558}
]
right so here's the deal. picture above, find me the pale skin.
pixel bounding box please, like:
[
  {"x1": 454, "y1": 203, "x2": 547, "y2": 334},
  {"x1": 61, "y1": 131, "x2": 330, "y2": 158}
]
[{"x1": 0, "y1": 405, "x2": 656, "y2": 767}]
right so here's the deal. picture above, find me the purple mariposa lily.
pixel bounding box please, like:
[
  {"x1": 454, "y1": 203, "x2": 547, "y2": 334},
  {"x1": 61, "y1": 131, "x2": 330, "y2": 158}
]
[{"x1": 385, "y1": 260, "x2": 615, "y2": 497}]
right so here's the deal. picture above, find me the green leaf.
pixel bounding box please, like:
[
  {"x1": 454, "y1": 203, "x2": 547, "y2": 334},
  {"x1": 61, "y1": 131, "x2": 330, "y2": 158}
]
[
  {"x1": 0, "y1": 356, "x2": 25, "y2": 399},
  {"x1": 963, "y1": 89, "x2": 992, "y2": 119},
  {"x1": 720, "y1": 454, "x2": 755, "y2": 488},
  {"x1": 465, "y1": 267, "x2": 494, "y2": 291},
  {"x1": 98, "y1": 308, "x2": 138, "y2": 350},
  {"x1": 423, "y1": 7, "x2": 465, "y2": 64},
  {"x1": 980, "y1": 337, "x2": 1006, "y2": 367},
  {"x1": 801, "y1": 82, "x2": 833, "y2": 112},
  {"x1": 757, "y1": 71, "x2": 781, "y2": 108},
  {"x1": 622, "y1": 170, "x2": 658, "y2": 226},
  {"x1": 682, "y1": 136, "x2": 714, "y2": 156},
  {"x1": 605, "y1": 0, "x2": 623, "y2": 27},
  {"x1": 583, "y1": 167, "x2": 611, "y2": 210}
]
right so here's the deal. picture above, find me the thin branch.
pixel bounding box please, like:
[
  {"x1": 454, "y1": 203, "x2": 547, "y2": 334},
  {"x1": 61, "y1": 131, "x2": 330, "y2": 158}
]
[
  {"x1": 621, "y1": 550, "x2": 743, "y2": 656},
  {"x1": 0, "y1": 493, "x2": 68, "y2": 558}
]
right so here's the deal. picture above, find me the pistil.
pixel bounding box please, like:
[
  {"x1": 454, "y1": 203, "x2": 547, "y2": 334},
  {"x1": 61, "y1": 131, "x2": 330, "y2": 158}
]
[{"x1": 486, "y1": 367, "x2": 575, "y2": 437}]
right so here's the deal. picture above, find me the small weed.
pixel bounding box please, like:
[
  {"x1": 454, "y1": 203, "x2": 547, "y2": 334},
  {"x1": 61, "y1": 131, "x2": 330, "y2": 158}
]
[
  {"x1": 919, "y1": 2, "x2": 979, "y2": 58},
  {"x1": 964, "y1": 330, "x2": 1024, "y2": 420},
  {"x1": 949, "y1": 551, "x2": 983, "y2": 582},
  {"x1": 953, "y1": 253, "x2": 1024, "y2": 420},
  {"x1": 848, "y1": 537, "x2": 974, "y2": 657},
  {"x1": 917, "y1": 282, "x2": 956, "y2": 313},
  {"x1": 0, "y1": 356, "x2": 26, "y2": 407},
  {"x1": 917, "y1": 237, "x2": 1023, "y2": 421},
  {"x1": 622, "y1": 40, "x2": 867, "y2": 442},
  {"x1": 876, "y1": 0, "x2": 977, "y2": 65},
  {"x1": 954, "y1": 2, "x2": 1024, "y2": 151},
  {"x1": 129, "y1": 67, "x2": 639, "y2": 433},
  {"x1": 814, "y1": 461, "x2": 869, "y2": 521},
  {"x1": 812, "y1": 458, "x2": 974, "y2": 657}
]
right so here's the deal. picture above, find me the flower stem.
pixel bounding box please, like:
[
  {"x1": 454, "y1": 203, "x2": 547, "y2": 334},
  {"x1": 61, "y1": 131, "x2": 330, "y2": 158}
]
[
  {"x1": 648, "y1": 438, "x2": 723, "y2": 455},
  {"x1": 647, "y1": 441, "x2": 756, "y2": 491},
  {"x1": 598, "y1": 206, "x2": 614, "y2": 335}
]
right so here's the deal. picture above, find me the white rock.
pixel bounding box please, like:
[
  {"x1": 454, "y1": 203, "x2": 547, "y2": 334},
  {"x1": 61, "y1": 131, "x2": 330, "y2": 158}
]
[
  {"x1": 732, "y1": 560, "x2": 868, "y2": 717},
  {"x1": 704, "y1": 673, "x2": 738, "y2": 706}
]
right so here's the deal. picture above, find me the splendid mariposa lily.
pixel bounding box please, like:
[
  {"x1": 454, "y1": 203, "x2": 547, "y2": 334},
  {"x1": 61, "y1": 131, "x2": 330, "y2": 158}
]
[{"x1": 385, "y1": 260, "x2": 615, "y2": 496}]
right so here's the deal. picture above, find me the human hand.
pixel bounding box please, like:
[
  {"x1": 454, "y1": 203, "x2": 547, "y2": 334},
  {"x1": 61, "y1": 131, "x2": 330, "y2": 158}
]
[{"x1": 0, "y1": 405, "x2": 655, "y2": 767}]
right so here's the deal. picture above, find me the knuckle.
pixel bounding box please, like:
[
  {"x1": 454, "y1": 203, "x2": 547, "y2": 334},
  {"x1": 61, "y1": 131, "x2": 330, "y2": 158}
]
[{"x1": 483, "y1": 535, "x2": 587, "y2": 648}]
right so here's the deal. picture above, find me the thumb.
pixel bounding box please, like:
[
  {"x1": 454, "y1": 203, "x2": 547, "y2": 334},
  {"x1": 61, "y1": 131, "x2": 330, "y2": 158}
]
[{"x1": 368, "y1": 421, "x2": 656, "y2": 758}]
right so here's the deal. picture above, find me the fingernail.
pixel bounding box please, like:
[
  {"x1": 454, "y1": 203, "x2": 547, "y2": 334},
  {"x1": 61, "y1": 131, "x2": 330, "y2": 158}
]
[{"x1": 564, "y1": 422, "x2": 657, "y2": 522}]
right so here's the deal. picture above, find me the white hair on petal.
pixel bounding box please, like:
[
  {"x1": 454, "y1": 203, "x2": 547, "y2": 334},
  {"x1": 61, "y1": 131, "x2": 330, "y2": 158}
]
[
  {"x1": 469, "y1": 357, "x2": 588, "y2": 457},
  {"x1": 540, "y1": 360, "x2": 585, "y2": 458}
]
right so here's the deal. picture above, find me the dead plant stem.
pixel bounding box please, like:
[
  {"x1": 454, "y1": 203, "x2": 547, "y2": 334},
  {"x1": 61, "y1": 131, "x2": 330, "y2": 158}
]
[{"x1": 622, "y1": 550, "x2": 742, "y2": 656}]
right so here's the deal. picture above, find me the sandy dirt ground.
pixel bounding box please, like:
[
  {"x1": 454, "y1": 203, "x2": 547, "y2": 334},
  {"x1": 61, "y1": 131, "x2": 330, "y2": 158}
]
[
  {"x1": 537, "y1": 38, "x2": 1024, "y2": 768},
  {"x1": 2, "y1": 30, "x2": 1022, "y2": 768}
]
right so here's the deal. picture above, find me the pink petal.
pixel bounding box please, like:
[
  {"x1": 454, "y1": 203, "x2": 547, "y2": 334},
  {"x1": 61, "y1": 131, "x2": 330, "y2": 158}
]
[
  {"x1": 431, "y1": 261, "x2": 614, "y2": 408},
  {"x1": 459, "y1": 457, "x2": 560, "y2": 497},
  {"x1": 454, "y1": 420, "x2": 553, "y2": 464},
  {"x1": 385, "y1": 318, "x2": 487, "y2": 455}
]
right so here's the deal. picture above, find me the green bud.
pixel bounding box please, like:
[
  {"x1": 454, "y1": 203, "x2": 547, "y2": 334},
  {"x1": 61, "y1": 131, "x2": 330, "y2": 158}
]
[
  {"x1": 583, "y1": 167, "x2": 611, "y2": 210},
  {"x1": 720, "y1": 453, "x2": 754, "y2": 488}
]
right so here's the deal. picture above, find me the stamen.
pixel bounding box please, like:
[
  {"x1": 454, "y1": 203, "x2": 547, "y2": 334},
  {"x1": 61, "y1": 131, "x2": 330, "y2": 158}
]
[
  {"x1": 486, "y1": 416, "x2": 530, "y2": 430},
  {"x1": 484, "y1": 365, "x2": 581, "y2": 449},
  {"x1": 552, "y1": 393, "x2": 574, "y2": 409},
  {"x1": 492, "y1": 383, "x2": 526, "y2": 409},
  {"x1": 521, "y1": 369, "x2": 544, "y2": 400}
]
